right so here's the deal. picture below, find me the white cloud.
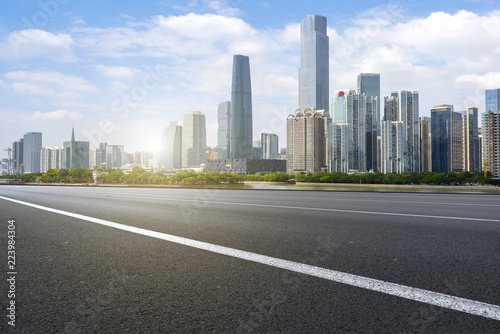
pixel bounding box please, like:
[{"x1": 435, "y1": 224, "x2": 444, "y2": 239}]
[
  {"x1": 31, "y1": 109, "x2": 83, "y2": 121},
  {"x1": 0, "y1": 29, "x2": 76, "y2": 62},
  {"x1": 95, "y1": 65, "x2": 139, "y2": 78},
  {"x1": 2, "y1": 71, "x2": 97, "y2": 99}
]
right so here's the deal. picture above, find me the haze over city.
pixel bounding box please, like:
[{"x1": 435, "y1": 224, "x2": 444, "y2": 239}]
[{"x1": 1, "y1": 0, "x2": 500, "y2": 159}]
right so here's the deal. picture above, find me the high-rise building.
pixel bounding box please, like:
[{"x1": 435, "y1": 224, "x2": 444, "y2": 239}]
[
  {"x1": 50, "y1": 147, "x2": 63, "y2": 170},
  {"x1": 41, "y1": 148, "x2": 52, "y2": 173},
  {"x1": 105, "y1": 145, "x2": 124, "y2": 169},
  {"x1": 358, "y1": 74, "x2": 380, "y2": 172},
  {"x1": 485, "y1": 88, "x2": 500, "y2": 113},
  {"x1": 358, "y1": 73, "x2": 380, "y2": 116},
  {"x1": 23, "y1": 132, "x2": 42, "y2": 173},
  {"x1": 261, "y1": 133, "x2": 279, "y2": 160},
  {"x1": 182, "y1": 111, "x2": 207, "y2": 168},
  {"x1": 381, "y1": 91, "x2": 419, "y2": 173},
  {"x1": 63, "y1": 128, "x2": 89, "y2": 170},
  {"x1": 381, "y1": 121, "x2": 404, "y2": 173},
  {"x1": 419, "y1": 117, "x2": 432, "y2": 172},
  {"x1": 287, "y1": 108, "x2": 327, "y2": 173},
  {"x1": 431, "y1": 105, "x2": 463, "y2": 173},
  {"x1": 462, "y1": 107, "x2": 480, "y2": 172},
  {"x1": 159, "y1": 121, "x2": 182, "y2": 169},
  {"x1": 328, "y1": 90, "x2": 368, "y2": 172},
  {"x1": 482, "y1": 110, "x2": 500, "y2": 177},
  {"x1": 299, "y1": 15, "x2": 329, "y2": 111},
  {"x1": 229, "y1": 55, "x2": 252, "y2": 159},
  {"x1": 12, "y1": 138, "x2": 24, "y2": 174},
  {"x1": 217, "y1": 101, "x2": 231, "y2": 160}
]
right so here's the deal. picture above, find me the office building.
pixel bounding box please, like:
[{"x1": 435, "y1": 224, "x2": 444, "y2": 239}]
[
  {"x1": 358, "y1": 74, "x2": 381, "y2": 172},
  {"x1": 381, "y1": 121, "x2": 404, "y2": 173},
  {"x1": 182, "y1": 111, "x2": 207, "y2": 168},
  {"x1": 299, "y1": 15, "x2": 329, "y2": 111},
  {"x1": 12, "y1": 138, "x2": 24, "y2": 174},
  {"x1": 381, "y1": 91, "x2": 419, "y2": 173},
  {"x1": 482, "y1": 110, "x2": 500, "y2": 177},
  {"x1": 63, "y1": 128, "x2": 89, "y2": 169},
  {"x1": 217, "y1": 101, "x2": 230, "y2": 160},
  {"x1": 159, "y1": 121, "x2": 182, "y2": 169},
  {"x1": 358, "y1": 73, "x2": 380, "y2": 117},
  {"x1": 462, "y1": 107, "x2": 480, "y2": 172},
  {"x1": 229, "y1": 55, "x2": 252, "y2": 159},
  {"x1": 431, "y1": 105, "x2": 463, "y2": 173},
  {"x1": 41, "y1": 148, "x2": 52, "y2": 173},
  {"x1": 287, "y1": 108, "x2": 327, "y2": 173},
  {"x1": 485, "y1": 88, "x2": 500, "y2": 113},
  {"x1": 419, "y1": 117, "x2": 432, "y2": 172},
  {"x1": 261, "y1": 133, "x2": 279, "y2": 160},
  {"x1": 328, "y1": 90, "x2": 367, "y2": 172},
  {"x1": 105, "y1": 145, "x2": 125, "y2": 169},
  {"x1": 23, "y1": 132, "x2": 42, "y2": 173}
]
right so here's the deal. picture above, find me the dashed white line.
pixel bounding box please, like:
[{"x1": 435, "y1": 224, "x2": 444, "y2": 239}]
[{"x1": 1, "y1": 195, "x2": 500, "y2": 321}]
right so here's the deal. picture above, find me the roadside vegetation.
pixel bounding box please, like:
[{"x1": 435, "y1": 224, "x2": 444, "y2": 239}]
[{"x1": 1, "y1": 168, "x2": 498, "y2": 186}]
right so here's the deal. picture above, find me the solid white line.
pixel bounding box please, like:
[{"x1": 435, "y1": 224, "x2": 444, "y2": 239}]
[{"x1": 1, "y1": 195, "x2": 500, "y2": 321}]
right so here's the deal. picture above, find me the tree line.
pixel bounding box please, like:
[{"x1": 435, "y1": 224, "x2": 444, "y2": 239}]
[{"x1": 1, "y1": 168, "x2": 498, "y2": 186}]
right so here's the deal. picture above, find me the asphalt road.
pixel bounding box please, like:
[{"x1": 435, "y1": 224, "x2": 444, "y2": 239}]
[{"x1": 0, "y1": 185, "x2": 499, "y2": 333}]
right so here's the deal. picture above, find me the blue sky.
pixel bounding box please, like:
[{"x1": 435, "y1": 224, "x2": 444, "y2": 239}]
[{"x1": 1, "y1": 0, "x2": 500, "y2": 162}]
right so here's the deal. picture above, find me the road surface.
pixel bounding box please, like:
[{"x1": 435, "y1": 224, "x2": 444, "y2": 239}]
[{"x1": 1, "y1": 185, "x2": 499, "y2": 333}]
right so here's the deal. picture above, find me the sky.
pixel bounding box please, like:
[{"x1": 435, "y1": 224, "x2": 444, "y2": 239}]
[{"x1": 1, "y1": 0, "x2": 500, "y2": 162}]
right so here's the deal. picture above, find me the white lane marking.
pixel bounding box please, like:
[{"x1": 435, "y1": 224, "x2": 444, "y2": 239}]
[
  {"x1": 76, "y1": 192, "x2": 500, "y2": 223},
  {"x1": 1, "y1": 195, "x2": 500, "y2": 321}
]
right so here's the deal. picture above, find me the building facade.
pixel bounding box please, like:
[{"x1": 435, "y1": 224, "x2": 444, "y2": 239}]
[
  {"x1": 419, "y1": 117, "x2": 432, "y2": 172},
  {"x1": 217, "y1": 101, "x2": 230, "y2": 160},
  {"x1": 299, "y1": 15, "x2": 329, "y2": 111},
  {"x1": 381, "y1": 121, "x2": 404, "y2": 173},
  {"x1": 380, "y1": 91, "x2": 419, "y2": 173},
  {"x1": 261, "y1": 133, "x2": 279, "y2": 159},
  {"x1": 63, "y1": 128, "x2": 90, "y2": 170},
  {"x1": 159, "y1": 121, "x2": 182, "y2": 169},
  {"x1": 23, "y1": 132, "x2": 42, "y2": 173},
  {"x1": 229, "y1": 55, "x2": 253, "y2": 159},
  {"x1": 431, "y1": 105, "x2": 463, "y2": 173},
  {"x1": 482, "y1": 110, "x2": 500, "y2": 177},
  {"x1": 12, "y1": 138, "x2": 24, "y2": 174},
  {"x1": 182, "y1": 111, "x2": 207, "y2": 168},
  {"x1": 462, "y1": 107, "x2": 480, "y2": 172},
  {"x1": 287, "y1": 108, "x2": 327, "y2": 173}
]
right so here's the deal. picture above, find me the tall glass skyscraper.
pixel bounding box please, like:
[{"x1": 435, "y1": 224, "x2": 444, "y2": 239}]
[
  {"x1": 159, "y1": 121, "x2": 182, "y2": 169},
  {"x1": 63, "y1": 128, "x2": 90, "y2": 170},
  {"x1": 229, "y1": 55, "x2": 253, "y2": 159},
  {"x1": 299, "y1": 15, "x2": 329, "y2": 111},
  {"x1": 485, "y1": 88, "x2": 500, "y2": 112},
  {"x1": 357, "y1": 73, "x2": 380, "y2": 113},
  {"x1": 217, "y1": 101, "x2": 230, "y2": 160},
  {"x1": 23, "y1": 132, "x2": 42, "y2": 173},
  {"x1": 182, "y1": 111, "x2": 207, "y2": 168}
]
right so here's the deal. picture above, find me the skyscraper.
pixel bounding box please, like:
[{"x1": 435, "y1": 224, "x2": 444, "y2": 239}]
[
  {"x1": 287, "y1": 108, "x2": 327, "y2": 173},
  {"x1": 261, "y1": 133, "x2": 279, "y2": 159},
  {"x1": 485, "y1": 88, "x2": 500, "y2": 113},
  {"x1": 482, "y1": 110, "x2": 500, "y2": 177},
  {"x1": 217, "y1": 101, "x2": 230, "y2": 160},
  {"x1": 159, "y1": 121, "x2": 182, "y2": 169},
  {"x1": 328, "y1": 90, "x2": 366, "y2": 172},
  {"x1": 462, "y1": 107, "x2": 480, "y2": 172},
  {"x1": 299, "y1": 15, "x2": 329, "y2": 111},
  {"x1": 380, "y1": 91, "x2": 419, "y2": 173},
  {"x1": 23, "y1": 132, "x2": 42, "y2": 173},
  {"x1": 229, "y1": 55, "x2": 252, "y2": 159},
  {"x1": 381, "y1": 121, "x2": 404, "y2": 173},
  {"x1": 63, "y1": 127, "x2": 90, "y2": 169},
  {"x1": 12, "y1": 138, "x2": 23, "y2": 174},
  {"x1": 182, "y1": 111, "x2": 207, "y2": 168},
  {"x1": 431, "y1": 105, "x2": 463, "y2": 173},
  {"x1": 358, "y1": 73, "x2": 380, "y2": 115},
  {"x1": 419, "y1": 117, "x2": 432, "y2": 172}
]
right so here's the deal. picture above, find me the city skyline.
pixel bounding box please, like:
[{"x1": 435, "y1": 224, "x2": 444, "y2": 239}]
[{"x1": 1, "y1": 1, "x2": 500, "y2": 161}]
